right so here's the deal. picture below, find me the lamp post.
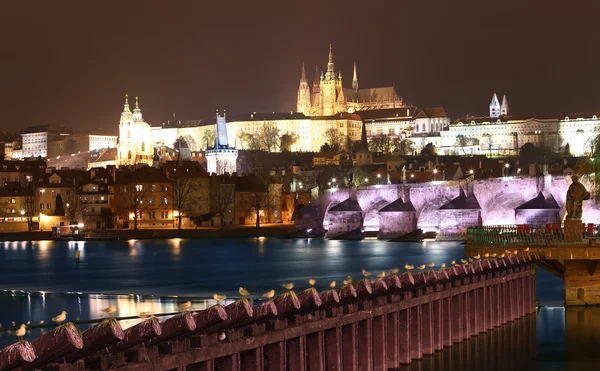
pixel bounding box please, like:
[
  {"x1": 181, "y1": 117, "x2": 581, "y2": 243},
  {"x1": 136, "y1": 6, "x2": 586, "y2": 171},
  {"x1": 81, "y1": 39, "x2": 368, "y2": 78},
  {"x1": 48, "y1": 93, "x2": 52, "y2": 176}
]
[{"x1": 377, "y1": 173, "x2": 381, "y2": 185}]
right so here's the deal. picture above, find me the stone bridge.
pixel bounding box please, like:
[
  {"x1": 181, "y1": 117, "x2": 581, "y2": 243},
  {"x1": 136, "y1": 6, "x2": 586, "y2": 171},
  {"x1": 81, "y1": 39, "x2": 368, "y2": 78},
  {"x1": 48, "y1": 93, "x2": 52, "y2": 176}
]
[
  {"x1": 296, "y1": 175, "x2": 600, "y2": 238},
  {"x1": 0, "y1": 256, "x2": 535, "y2": 370}
]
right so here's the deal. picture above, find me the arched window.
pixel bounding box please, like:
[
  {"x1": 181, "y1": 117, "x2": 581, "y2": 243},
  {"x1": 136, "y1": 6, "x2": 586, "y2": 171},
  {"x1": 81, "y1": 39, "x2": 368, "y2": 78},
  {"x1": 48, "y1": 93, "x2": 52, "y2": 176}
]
[
  {"x1": 141, "y1": 142, "x2": 145, "y2": 152},
  {"x1": 127, "y1": 130, "x2": 131, "y2": 139},
  {"x1": 128, "y1": 150, "x2": 132, "y2": 160}
]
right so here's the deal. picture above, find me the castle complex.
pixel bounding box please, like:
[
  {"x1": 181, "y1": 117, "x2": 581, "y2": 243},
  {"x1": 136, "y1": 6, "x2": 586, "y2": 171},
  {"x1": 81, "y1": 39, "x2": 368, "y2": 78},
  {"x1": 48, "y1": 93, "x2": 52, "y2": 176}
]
[{"x1": 297, "y1": 45, "x2": 404, "y2": 116}]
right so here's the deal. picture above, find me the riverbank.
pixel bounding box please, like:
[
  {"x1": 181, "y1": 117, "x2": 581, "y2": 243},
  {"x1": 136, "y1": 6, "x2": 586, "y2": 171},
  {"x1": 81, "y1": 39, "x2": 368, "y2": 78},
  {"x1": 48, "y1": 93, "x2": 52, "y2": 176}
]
[{"x1": 0, "y1": 223, "x2": 298, "y2": 241}]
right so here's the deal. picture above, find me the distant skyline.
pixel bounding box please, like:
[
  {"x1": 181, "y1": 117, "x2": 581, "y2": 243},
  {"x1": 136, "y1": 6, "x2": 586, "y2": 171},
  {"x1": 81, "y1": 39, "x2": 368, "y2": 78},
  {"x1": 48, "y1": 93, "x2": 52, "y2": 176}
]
[{"x1": 1, "y1": 0, "x2": 599, "y2": 131}]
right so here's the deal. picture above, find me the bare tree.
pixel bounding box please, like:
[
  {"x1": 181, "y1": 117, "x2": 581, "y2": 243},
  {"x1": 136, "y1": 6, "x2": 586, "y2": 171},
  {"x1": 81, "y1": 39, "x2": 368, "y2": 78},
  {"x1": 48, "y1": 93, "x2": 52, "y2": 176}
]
[
  {"x1": 63, "y1": 189, "x2": 82, "y2": 224},
  {"x1": 170, "y1": 177, "x2": 201, "y2": 230},
  {"x1": 216, "y1": 183, "x2": 235, "y2": 227},
  {"x1": 117, "y1": 183, "x2": 152, "y2": 230},
  {"x1": 280, "y1": 132, "x2": 300, "y2": 152},
  {"x1": 259, "y1": 122, "x2": 280, "y2": 152},
  {"x1": 324, "y1": 128, "x2": 343, "y2": 152},
  {"x1": 201, "y1": 128, "x2": 216, "y2": 150},
  {"x1": 20, "y1": 190, "x2": 38, "y2": 232}
]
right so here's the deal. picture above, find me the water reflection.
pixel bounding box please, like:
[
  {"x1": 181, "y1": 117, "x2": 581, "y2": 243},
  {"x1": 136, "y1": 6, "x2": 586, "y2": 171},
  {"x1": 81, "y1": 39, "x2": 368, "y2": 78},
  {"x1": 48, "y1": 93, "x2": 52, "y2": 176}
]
[
  {"x1": 565, "y1": 307, "x2": 600, "y2": 370},
  {"x1": 399, "y1": 315, "x2": 537, "y2": 371}
]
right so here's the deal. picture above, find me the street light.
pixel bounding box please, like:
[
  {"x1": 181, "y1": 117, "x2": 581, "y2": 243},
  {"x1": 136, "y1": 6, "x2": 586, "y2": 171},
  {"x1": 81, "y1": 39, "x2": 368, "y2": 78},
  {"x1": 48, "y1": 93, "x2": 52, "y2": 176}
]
[{"x1": 332, "y1": 178, "x2": 336, "y2": 183}]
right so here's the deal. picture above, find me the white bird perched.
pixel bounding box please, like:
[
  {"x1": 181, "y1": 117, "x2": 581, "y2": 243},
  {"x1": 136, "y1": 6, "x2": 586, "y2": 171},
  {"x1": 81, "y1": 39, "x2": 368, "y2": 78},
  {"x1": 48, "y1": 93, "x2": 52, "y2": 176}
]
[
  {"x1": 460, "y1": 259, "x2": 467, "y2": 264},
  {"x1": 490, "y1": 253, "x2": 497, "y2": 258},
  {"x1": 179, "y1": 301, "x2": 192, "y2": 311},
  {"x1": 52, "y1": 311, "x2": 67, "y2": 325},
  {"x1": 238, "y1": 287, "x2": 251, "y2": 297},
  {"x1": 102, "y1": 305, "x2": 117, "y2": 317},
  {"x1": 377, "y1": 271, "x2": 386, "y2": 279},
  {"x1": 451, "y1": 260, "x2": 457, "y2": 266},
  {"x1": 524, "y1": 247, "x2": 530, "y2": 252},
  {"x1": 213, "y1": 294, "x2": 227, "y2": 302},
  {"x1": 26, "y1": 321, "x2": 30, "y2": 326},
  {"x1": 404, "y1": 264, "x2": 414, "y2": 271},
  {"x1": 440, "y1": 263, "x2": 446, "y2": 269},
  {"x1": 15, "y1": 324, "x2": 26, "y2": 341},
  {"x1": 427, "y1": 262, "x2": 435, "y2": 269},
  {"x1": 499, "y1": 254, "x2": 506, "y2": 258},
  {"x1": 329, "y1": 281, "x2": 337, "y2": 289},
  {"x1": 513, "y1": 250, "x2": 518, "y2": 255},
  {"x1": 308, "y1": 278, "x2": 316, "y2": 287},
  {"x1": 483, "y1": 253, "x2": 490, "y2": 258},
  {"x1": 468, "y1": 258, "x2": 474, "y2": 263},
  {"x1": 473, "y1": 254, "x2": 480, "y2": 260},
  {"x1": 39, "y1": 320, "x2": 44, "y2": 325},
  {"x1": 282, "y1": 283, "x2": 294, "y2": 290},
  {"x1": 389, "y1": 267, "x2": 400, "y2": 275},
  {"x1": 218, "y1": 332, "x2": 227, "y2": 341},
  {"x1": 11, "y1": 321, "x2": 15, "y2": 327},
  {"x1": 362, "y1": 269, "x2": 372, "y2": 277},
  {"x1": 417, "y1": 264, "x2": 426, "y2": 271},
  {"x1": 262, "y1": 290, "x2": 275, "y2": 299},
  {"x1": 343, "y1": 276, "x2": 353, "y2": 285}
]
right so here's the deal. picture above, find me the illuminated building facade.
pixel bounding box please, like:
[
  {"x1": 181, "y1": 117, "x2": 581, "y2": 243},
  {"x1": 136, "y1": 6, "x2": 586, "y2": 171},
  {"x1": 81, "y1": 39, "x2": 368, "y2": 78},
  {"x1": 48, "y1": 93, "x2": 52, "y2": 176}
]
[
  {"x1": 116, "y1": 95, "x2": 154, "y2": 167},
  {"x1": 206, "y1": 113, "x2": 238, "y2": 175}
]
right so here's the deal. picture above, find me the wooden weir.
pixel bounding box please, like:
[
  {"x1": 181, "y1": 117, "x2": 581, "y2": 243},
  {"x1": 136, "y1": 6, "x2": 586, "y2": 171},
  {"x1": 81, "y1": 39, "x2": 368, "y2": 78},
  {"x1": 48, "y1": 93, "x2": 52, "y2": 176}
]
[{"x1": 0, "y1": 255, "x2": 536, "y2": 370}]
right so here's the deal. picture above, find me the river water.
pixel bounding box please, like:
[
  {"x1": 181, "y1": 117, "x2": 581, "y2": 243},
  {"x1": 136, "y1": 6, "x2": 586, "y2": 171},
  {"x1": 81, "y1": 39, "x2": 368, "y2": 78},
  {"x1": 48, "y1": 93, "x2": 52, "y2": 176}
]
[{"x1": 0, "y1": 238, "x2": 593, "y2": 369}]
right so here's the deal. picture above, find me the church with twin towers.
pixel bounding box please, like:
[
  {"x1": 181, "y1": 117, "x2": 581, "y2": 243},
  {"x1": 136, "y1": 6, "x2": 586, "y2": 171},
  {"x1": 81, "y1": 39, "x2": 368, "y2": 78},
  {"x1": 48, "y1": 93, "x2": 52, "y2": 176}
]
[{"x1": 297, "y1": 45, "x2": 405, "y2": 116}]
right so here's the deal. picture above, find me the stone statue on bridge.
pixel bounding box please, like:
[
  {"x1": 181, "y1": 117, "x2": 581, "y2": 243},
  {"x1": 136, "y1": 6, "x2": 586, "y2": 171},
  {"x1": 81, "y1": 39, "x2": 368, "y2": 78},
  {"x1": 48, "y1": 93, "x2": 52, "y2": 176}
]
[{"x1": 566, "y1": 175, "x2": 590, "y2": 220}]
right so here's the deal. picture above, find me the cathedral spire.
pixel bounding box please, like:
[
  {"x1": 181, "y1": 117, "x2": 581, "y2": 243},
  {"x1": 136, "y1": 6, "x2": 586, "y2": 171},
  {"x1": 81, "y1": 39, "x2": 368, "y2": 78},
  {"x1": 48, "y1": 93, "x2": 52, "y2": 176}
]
[
  {"x1": 327, "y1": 44, "x2": 335, "y2": 73},
  {"x1": 352, "y1": 62, "x2": 359, "y2": 92},
  {"x1": 501, "y1": 94, "x2": 509, "y2": 116},
  {"x1": 313, "y1": 65, "x2": 320, "y2": 89},
  {"x1": 300, "y1": 63, "x2": 307, "y2": 82},
  {"x1": 132, "y1": 96, "x2": 143, "y2": 121}
]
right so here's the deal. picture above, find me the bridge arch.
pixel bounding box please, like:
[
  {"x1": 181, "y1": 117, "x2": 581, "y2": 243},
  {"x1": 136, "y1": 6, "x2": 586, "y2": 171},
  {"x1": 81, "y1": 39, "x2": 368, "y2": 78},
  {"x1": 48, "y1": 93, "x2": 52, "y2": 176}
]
[
  {"x1": 482, "y1": 192, "x2": 527, "y2": 225},
  {"x1": 363, "y1": 198, "x2": 391, "y2": 232},
  {"x1": 416, "y1": 195, "x2": 453, "y2": 231}
]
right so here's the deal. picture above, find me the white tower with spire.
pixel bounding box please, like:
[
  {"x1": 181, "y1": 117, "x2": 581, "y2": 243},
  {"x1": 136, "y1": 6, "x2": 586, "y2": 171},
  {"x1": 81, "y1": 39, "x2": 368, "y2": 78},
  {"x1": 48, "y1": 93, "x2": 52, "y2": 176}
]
[
  {"x1": 501, "y1": 94, "x2": 509, "y2": 116},
  {"x1": 117, "y1": 95, "x2": 154, "y2": 166},
  {"x1": 206, "y1": 110, "x2": 237, "y2": 175},
  {"x1": 352, "y1": 62, "x2": 359, "y2": 93},
  {"x1": 489, "y1": 93, "x2": 501, "y2": 118}
]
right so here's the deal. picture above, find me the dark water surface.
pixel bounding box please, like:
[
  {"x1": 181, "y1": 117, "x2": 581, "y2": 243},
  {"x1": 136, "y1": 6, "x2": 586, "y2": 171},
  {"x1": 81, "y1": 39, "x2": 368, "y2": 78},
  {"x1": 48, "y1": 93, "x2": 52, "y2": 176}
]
[{"x1": 0, "y1": 237, "x2": 587, "y2": 369}]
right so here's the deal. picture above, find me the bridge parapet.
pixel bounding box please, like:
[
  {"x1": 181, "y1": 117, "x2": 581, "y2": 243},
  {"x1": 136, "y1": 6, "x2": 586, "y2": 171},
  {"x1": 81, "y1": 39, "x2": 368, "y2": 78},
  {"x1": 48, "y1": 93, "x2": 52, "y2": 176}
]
[
  {"x1": 0, "y1": 258, "x2": 536, "y2": 370},
  {"x1": 468, "y1": 224, "x2": 600, "y2": 247}
]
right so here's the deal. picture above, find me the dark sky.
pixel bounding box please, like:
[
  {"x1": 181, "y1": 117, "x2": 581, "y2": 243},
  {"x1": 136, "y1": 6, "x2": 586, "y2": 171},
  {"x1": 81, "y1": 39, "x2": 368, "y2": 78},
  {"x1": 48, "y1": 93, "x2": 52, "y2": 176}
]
[{"x1": 1, "y1": 0, "x2": 600, "y2": 133}]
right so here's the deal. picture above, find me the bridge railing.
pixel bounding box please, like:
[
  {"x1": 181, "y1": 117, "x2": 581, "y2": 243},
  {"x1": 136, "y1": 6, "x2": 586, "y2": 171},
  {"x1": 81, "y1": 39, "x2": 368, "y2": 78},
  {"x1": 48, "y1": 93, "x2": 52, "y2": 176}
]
[{"x1": 467, "y1": 224, "x2": 600, "y2": 246}]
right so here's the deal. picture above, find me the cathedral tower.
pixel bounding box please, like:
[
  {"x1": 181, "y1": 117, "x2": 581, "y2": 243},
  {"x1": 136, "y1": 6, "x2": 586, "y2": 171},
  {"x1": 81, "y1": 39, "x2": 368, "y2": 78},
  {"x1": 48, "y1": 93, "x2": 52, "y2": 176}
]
[
  {"x1": 501, "y1": 94, "x2": 509, "y2": 116},
  {"x1": 489, "y1": 93, "x2": 501, "y2": 118},
  {"x1": 117, "y1": 95, "x2": 153, "y2": 166},
  {"x1": 296, "y1": 64, "x2": 311, "y2": 114},
  {"x1": 311, "y1": 65, "x2": 321, "y2": 111},
  {"x1": 320, "y1": 44, "x2": 343, "y2": 116}
]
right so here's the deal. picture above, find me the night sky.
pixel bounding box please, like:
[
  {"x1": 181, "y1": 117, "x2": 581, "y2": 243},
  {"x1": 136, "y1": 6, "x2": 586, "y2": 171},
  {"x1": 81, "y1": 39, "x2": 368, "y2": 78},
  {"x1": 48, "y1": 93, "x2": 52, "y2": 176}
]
[{"x1": 1, "y1": 0, "x2": 599, "y2": 133}]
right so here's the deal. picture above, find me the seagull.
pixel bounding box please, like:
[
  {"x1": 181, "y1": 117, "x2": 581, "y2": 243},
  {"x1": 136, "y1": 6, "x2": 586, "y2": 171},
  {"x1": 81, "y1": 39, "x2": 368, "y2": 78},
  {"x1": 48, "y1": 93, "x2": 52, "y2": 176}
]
[
  {"x1": 329, "y1": 281, "x2": 337, "y2": 289},
  {"x1": 343, "y1": 276, "x2": 353, "y2": 285},
  {"x1": 404, "y1": 264, "x2": 414, "y2": 271},
  {"x1": 483, "y1": 253, "x2": 490, "y2": 258},
  {"x1": 101, "y1": 305, "x2": 117, "y2": 317},
  {"x1": 440, "y1": 263, "x2": 446, "y2": 269},
  {"x1": 213, "y1": 294, "x2": 227, "y2": 302},
  {"x1": 417, "y1": 264, "x2": 426, "y2": 271},
  {"x1": 238, "y1": 287, "x2": 251, "y2": 297},
  {"x1": 427, "y1": 262, "x2": 435, "y2": 269},
  {"x1": 389, "y1": 267, "x2": 400, "y2": 275},
  {"x1": 179, "y1": 301, "x2": 192, "y2": 311},
  {"x1": 473, "y1": 254, "x2": 480, "y2": 260},
  {"x1": 52, "y1": 311, "x2": 67, "y2": 325},
  {"x1": 11, "y1": 321, "x2": 15, "y2": 327},
  {"x1": 308, "y1": 278, "x2": 316, "y2": 287},
  {"x1": 282, "y1": 283, "x2": 294, "y2": 290},
  {"x1": 513, "y1": 250, "x2": 518, "y2": 255},
  {"x1": 451, "y1": 260, "x2": 456, "y2": 265},
  {"x1": 377, "y1": 271, "x2": 386, "y2": 279},
  {"x1": 460, "y1": 259, "x2": 468, "y2": 264},
  {"x1": 524, "y1": 247, "x2": 530, "y2": 252},
  {"x1": 362, "y1": 269, "x2": 372, "y2": 277},
  {"x1": 26, "y1": 321, "x2": 30, "y2": 325},
  {"x1": 218, "y1": 332, "x2": 227, "y2": 341},
  {"x1": 468, "y1": 258, "x2": 474, "y2": 263},
  {"x1": 262, "y1": 290, "x2": 275, "y2": 299},
  {"x1": 499, "y1": 254, "x2": 506, "y2": 258},
  {"x1": 15, "y1": 324, "x2": 26, "y2": 341},
  {"x1": 491, "y1": 253, "x2": 497, "y2": 258}
]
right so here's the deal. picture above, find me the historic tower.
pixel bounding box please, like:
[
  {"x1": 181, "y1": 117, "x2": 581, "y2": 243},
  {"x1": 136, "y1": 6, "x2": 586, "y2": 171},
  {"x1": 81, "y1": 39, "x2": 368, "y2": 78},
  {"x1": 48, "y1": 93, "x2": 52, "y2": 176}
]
[
  {"x1": 311, "y1": 65, "x2": 321, "y2": 111},
  {"x1": 352, "y1": 62, "x2": 359, "y2": 94},
  {"x1": 489, "y1": 93, "x2": 501, "y2": 118},
  {"x1": 117, "y1": 95, "x2": 153, "y2": 166},
  {"x1": 320, "y1": 44, "x2": 343, "y2": 116},
  {"x1": 296, "y1": 64, "x2": 311, "y2": 114},
  {"x1": 206, "y1": 111, "x2": 238, "y2": 175},
  {"x1": 501, "y1": 94, "x2": 509, "y2": 116}
]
